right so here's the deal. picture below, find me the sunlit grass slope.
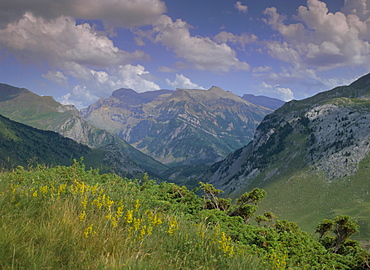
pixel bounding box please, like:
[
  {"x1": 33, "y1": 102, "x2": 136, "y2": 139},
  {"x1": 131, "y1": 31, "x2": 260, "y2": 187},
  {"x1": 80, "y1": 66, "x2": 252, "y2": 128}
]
[
  {"x1": 1, "y1": 162, "x2": 368, "y2": 269},
  {"x1": 0, "y1": 163, "x2": 260, "y2": 269}
]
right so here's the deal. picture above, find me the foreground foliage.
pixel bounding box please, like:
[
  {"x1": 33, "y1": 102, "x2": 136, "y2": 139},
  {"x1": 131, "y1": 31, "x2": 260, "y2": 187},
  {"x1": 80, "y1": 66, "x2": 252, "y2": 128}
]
[{"x1": 0, "y1": 162, "x2": 369, "y2": 269}]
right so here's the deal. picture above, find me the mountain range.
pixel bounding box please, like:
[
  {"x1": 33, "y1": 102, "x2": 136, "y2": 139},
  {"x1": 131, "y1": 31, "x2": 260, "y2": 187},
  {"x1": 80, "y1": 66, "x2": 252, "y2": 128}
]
[
  {"x1": 0, "y1": 83, "x2": 167, "y2": 176},
  {"x1": 0, "y1": 113, "x2": 145, "y2": 176},
  {"x1": 81, "y1": 86, "x2": 272, "y2": 167},
  {"x1": 4, "y1": 75, "x2": 370, "y2": 240}
]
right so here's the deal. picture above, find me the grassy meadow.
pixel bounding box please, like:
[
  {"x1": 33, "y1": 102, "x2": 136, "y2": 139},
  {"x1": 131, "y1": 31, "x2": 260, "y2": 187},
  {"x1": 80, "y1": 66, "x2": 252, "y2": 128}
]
[{"x1": 0, "y1": 161, "x2": 369, "y2": 269}]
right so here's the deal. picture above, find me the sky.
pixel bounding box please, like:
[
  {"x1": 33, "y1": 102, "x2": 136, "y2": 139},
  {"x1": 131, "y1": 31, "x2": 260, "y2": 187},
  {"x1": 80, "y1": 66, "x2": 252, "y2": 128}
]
[{"x1": 1, "y1": 0, "x2": 370, "y2": 109}]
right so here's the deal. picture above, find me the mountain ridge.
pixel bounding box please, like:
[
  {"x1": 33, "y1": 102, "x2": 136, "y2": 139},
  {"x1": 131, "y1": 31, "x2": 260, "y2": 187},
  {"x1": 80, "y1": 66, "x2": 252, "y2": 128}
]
[
  {"x1": 82, "y1": 86, "x2": 273, "y2": 167},
  {"x1": 0, "y1": 83, "x2": 168, "y2": 175},
  {"x1": 0, "y1": 113, "x2": 145, "y2": 177},
  {"x1": 199, "y1": 73, "x2": 370, "y2": 237}
]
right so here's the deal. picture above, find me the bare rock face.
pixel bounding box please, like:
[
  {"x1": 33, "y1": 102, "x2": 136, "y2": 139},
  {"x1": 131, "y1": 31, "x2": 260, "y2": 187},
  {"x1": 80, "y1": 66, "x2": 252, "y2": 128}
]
[
  {"x1": 81, "y1": 87, "x2": 272, "y2": 167},
  {"x1": 202, "y1": 73, "x2": 370, "y2": 193}
]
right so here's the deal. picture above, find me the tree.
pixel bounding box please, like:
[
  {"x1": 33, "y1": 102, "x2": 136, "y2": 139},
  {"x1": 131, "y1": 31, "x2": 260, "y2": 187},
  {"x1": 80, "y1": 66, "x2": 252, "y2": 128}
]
[
  {"x1": 316, "y1": 215, "x2": 359, "y2": 253},
  {"x1": 315, "y1": 219, "x2": 334, "y2": 241},
  {"x1": 229, "y1": 188, "x2": 267, "y2": 223},
  {"x1": 199, "y1": 182, "x2": 230, "y2": 211},
  {"x1": 332, "y1": 215, "x2": 359, "y2": 253}
]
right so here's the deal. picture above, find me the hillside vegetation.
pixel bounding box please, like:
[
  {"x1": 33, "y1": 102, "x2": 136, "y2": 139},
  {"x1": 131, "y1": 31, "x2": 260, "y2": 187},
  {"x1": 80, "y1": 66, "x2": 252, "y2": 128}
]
[
  {"x1": 0, "y1": 83, "x2": 167, "y2": 175},
  {"x1": 0, "y1": 162, "x2": 368, "y2": 269},
  {"x1": 0, "y1": 113, "x2": 146, "y2": 177}
]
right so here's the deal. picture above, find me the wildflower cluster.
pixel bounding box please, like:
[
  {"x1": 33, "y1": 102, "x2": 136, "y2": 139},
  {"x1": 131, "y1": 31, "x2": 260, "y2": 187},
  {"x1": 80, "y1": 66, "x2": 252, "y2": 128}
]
[
  {"x1": 31, "y1": 177, "x2": 167, "y2": 241},
  {"x1": 167, "y1": 216, "x2": 178, "y2": 235},
  {"x1": 212, "y1": 225, "x2": 235, "y2": 258},
  {"x1": 262, "y1": 249, "x2": 288, "y2": 270}
]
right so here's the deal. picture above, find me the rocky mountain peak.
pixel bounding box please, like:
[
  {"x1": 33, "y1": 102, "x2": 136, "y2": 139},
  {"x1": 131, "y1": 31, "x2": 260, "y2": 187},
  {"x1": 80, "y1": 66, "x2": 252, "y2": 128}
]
[{"x1": 82, "y1": 86, "x2": 272, "y2": 167}]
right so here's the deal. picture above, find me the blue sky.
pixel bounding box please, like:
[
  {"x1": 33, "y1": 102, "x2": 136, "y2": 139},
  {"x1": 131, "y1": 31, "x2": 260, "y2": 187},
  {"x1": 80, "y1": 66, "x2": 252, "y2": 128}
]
[{"x1": 1, "y1": 0, "x2": 369, "y2": 109}]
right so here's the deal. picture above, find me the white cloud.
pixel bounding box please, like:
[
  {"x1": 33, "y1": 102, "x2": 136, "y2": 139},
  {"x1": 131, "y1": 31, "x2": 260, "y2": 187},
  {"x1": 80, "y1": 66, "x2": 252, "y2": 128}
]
[
  {"x1": 0, "y1": 13, "x2": 148, "y2": 69},
  {"x1": 260, "y1": 82, "x2": 294, "y2": 101},
  {"x1": 0, "y1": 0, "x2": 166, "y2": 29},
  {"x1": 252, "y1": 66, "x2": 272, "y2": 73},
  {"x1": 166, "y1": 74, "x2": 205, "y2": 89},
  {"x1": 234, "y1": 2, "x2": 248, "y2": 13},
  {"x1": 60, "y1": 85, "x2": 99, "y2": 109},
  {"x1": 115, "y1": 64, "x2": 161, "y2": 92},
  {"x1": 141, "y1": 15, "x2": 250, "y2": 72},
  {"x1": 214, "y1": 31, "x2": 257, "y2": 49},
  {"x1": 42, "y1": 71, "x2": 68, "y2": 85},
  {"x1": 158, "y1": 66, "x2": 177, "y2": 73},
  {"x1": 263, "y1": 0, "x2": 370, "y2": 70},
  {"x1": 341, "y1": 0, "x2": 370, "y2": 20},
  {"x1": 59, "y1": 64, "x2": 161, "y2": 109}
]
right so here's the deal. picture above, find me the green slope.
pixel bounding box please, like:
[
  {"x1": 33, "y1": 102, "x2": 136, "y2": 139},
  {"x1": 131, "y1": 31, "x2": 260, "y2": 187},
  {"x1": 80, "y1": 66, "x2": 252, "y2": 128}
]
[
  {"x1": 255, "y1": 153, "x2": 370, "y2": 241},
  {"x1": 0, "y1": 113, "x2": 93, "y2": 169},
  {"x1": 0, "y1": 83, "x2": 167, "y2": 175},
  {"x1": 203, "y1": 73, "x2": 370, "y2": 241}
]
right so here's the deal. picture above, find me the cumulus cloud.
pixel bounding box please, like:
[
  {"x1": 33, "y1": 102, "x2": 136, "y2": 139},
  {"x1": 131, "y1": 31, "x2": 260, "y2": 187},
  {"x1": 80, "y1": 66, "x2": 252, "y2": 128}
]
[
  {"x1": 140, "y1": 15, "x2": 250, "y2": 72},
  {"x1": 114, "y1": 64, "x2": 160, "y2": 92},
  {"x1": 263, "y1": 66, "x2": 358, "y2": 99},
  {"x1": 42, "y1": 71, "x2": 68, "y2": 85},
  {"x1": 214, "y1": 31, "x2": 257, "y2": 50},
  {"x1": 60, "y1": 64, "x2": 161, "y2": 108},
  {"x1": 60, "y1": 85, "x2": 99, "y2": 109},
  {"x1": 0, "y1": 13, "x2": 148, "y2": 69},
  {"x1": 158, "y1": 66, "x2": 177, "y2": 73},
  {"x1": 341, "y1": 0, "x2": 370, "y2": 20},
  {"x1": 263, "y1": 0, "x2": 370, "y2": 70},
  {"x1": 259, "y1": 82, "x2": 294, "y2": 101},
  {"x1": 234, "y1": 2, "x2": 248, "y2": 13},
  {"x1": 0, "y1": 0, "x2": 166, "y2": 29},
  {"x1": 0, "y1": 12, "x2": 157, "y2": 108},
  {"x1": 252, "y1": 66, "x2": 272, "y2": 73},
  {"x1": 166, "y1": 74, "x2": 205, "y2": 89}
]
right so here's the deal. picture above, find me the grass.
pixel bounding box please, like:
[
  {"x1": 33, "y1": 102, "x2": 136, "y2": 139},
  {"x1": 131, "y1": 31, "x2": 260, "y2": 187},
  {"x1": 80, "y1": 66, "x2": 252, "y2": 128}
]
[
  {"x1": 256, "y1": 153, "x2": 370, "y2": 242},
  {"x1": 0, "y1": 163, "x2": 262, "y2": 269}
]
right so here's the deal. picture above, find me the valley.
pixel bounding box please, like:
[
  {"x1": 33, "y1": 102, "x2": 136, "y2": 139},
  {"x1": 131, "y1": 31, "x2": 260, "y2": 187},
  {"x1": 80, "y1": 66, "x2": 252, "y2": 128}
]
[{"x1": 2, "y1": 74, "x2": 370, "y2": 243}]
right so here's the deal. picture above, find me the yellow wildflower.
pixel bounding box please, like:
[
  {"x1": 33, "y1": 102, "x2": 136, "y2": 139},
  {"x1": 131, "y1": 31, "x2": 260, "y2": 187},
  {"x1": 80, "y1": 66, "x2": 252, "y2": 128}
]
[
  {"x1": 79, "y1": 211, "x2": 86, "y2": 222},
  {"x1": 134, "y1": 217, "x2": 141, "y2": 231},
  {"x1": 168, "y1": 217, "x2": 178, "y2": 235},
  {"x1": 125, "y1": 210, "x2": 133, "y2": 224},
  {"x1": 81, "y1": 195, "x2": 88, "y2": 210},
  {"x1": 134, "y1": 199, "x2": 140, "y2": 212},
  {"x1": 84, "y1": 224, "x2": 96, "y2": 238},
  {"x1": 40, "y1": 185, "x2": 48, "y2": 195},
  {"x1": 152, "y1": 213, "x2": 162, "y2": 226}
]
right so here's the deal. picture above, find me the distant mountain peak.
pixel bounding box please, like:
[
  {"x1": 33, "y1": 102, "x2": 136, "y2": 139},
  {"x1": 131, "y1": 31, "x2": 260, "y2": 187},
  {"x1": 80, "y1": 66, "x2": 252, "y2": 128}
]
[
  {"x1": 112, "y1": 88, "x2": 138, "y2": 99},
  {"x1": 241, "y1": 94, "x2": 285, "y2": 110},
  {"x1": 208, "y1": 86, "x2": 224, "y2": 92},
  {"x1": 82, "y1": 86, "x2": 272, "y2": 167}
]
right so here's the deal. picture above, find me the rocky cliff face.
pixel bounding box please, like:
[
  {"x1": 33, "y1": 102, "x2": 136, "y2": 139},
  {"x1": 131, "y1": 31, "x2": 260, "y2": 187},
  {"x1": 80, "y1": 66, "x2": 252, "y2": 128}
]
[
  {"x1": 81, "y1": 86, "x2": 272, "y2": 166},
  {"x1": 203, "y1": 73, "x2": 370, "y2": 194}
]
